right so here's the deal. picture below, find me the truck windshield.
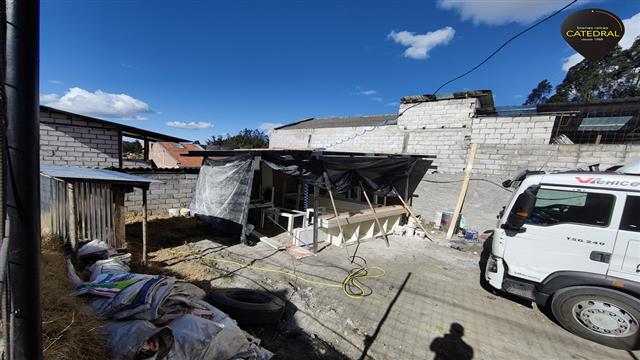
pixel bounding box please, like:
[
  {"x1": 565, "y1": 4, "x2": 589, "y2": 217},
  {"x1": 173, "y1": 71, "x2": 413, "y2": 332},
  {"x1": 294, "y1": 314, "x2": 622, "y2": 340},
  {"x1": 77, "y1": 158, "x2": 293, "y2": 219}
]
[{"x1": 526, "y1": 188, "x2": 615, "y2": 227}]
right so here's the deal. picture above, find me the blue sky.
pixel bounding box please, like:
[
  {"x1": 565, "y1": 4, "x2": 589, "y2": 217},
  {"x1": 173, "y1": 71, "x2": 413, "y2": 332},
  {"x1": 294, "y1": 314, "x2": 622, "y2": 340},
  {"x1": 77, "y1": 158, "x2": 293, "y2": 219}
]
[{"x1": 40, "y1": 0, "x2": 640, "y2": 142}]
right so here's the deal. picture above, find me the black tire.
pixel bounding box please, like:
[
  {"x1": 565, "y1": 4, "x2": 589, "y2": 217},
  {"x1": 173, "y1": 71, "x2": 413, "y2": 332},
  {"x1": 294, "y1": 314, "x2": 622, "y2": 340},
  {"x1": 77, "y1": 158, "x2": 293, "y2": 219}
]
[
  {"x1": 206, "y1": 288, "x2": 285, "y2": 326},
  {"x1": 551, "y1": 286, "x2": 640, "y2": 350}
]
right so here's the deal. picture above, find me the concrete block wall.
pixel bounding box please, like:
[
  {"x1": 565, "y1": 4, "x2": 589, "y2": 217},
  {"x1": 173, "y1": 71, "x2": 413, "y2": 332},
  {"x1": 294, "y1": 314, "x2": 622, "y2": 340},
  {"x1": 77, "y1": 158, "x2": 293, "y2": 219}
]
[
  {"x1": 40, "y1": 109, "x2": 120, "y2": 168},
  {"x1": 124, "y1": 171, "x2": 199, "y2": 214},
  {"x1": 270, "y1": 97, "x2": 479, "y2": 173},
  {"x1": 474, "y1": 144, "x2": 640, "y2": 177},
  {"x1": 470, "y1": 115, "x2": 555, "y2": 145}
]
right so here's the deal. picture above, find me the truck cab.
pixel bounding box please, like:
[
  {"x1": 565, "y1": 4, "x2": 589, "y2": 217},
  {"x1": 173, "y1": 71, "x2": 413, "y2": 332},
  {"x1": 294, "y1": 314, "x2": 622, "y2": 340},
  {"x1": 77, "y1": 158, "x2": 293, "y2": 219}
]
[{"x1": 486, "y1": 159, "x2": 640, "y2": 350}]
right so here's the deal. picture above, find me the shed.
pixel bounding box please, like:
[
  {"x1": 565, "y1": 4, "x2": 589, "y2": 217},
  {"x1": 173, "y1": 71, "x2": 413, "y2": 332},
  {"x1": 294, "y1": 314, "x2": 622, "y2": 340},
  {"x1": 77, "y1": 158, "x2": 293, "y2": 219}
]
[{"x1": 40, "y1": 165, "x2": 159, "y2": 262}]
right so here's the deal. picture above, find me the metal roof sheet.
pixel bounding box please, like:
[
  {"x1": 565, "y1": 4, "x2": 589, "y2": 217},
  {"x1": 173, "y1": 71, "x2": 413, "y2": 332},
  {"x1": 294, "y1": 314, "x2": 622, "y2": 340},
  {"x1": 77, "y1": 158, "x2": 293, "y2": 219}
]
[
  {"x1": 40, "y1": 165, "x2": 161, "y2": 184},
  {"x1": 578, "y1": 116, "x2": 633, "y2": 131},
  {"x1": 275, "y1": 114, "x2": 397, "y2": 130}
]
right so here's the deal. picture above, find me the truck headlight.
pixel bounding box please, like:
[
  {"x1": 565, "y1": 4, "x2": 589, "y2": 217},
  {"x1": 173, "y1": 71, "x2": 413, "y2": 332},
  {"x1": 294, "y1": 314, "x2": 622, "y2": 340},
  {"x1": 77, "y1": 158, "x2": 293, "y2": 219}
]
[{"x1": 487, "y1": 255, "x2": 498, "y2": 273}]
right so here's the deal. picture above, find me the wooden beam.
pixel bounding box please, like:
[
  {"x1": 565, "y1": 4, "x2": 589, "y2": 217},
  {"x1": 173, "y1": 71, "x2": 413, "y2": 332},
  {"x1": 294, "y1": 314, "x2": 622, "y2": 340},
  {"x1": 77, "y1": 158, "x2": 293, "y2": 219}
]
[
  {"x1": 327, "y1": 189, "x2": 345, "y2": 245},
  {"x1": 360, "y1": 184, "x2": 390, "y2": 247},
  {"x1": 113, "y1": 189, "x2": 126, "y2": 249},
  {"x1": 595, "y1": 134, "x2": 602, "y2": 145},
  {"x1": 142, "y1": 188, "x2": 148, "y2": 264},
  {"x1": 143, "y1": 138, "x2": 150, "y2": 161},
  {"x1": 446, "y1": 143, "x2": 478, "y2": 240},
  {"x1": 67, "y1": 182, "x2": 78, "y2": 252},
  {"x1": 393, "y1": 186, "x2": 432, "y2": 242}
]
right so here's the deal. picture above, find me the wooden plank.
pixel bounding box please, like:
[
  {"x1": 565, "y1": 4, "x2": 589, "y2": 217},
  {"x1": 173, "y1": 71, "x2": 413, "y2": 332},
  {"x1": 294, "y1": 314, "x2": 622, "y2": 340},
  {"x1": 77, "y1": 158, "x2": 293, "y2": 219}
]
[
  {"x1": 392, "y1": 186, "x2": 432, "y2": 242},
  {"x1": 327, "y1": 189, "x2": 345, "y2": 245},
  {"x1": 446, "y1": 143, "x2": 478, "y2": 240},
  {"x1": 360, "y1": 184, "x2": 390, "y2": 247}
]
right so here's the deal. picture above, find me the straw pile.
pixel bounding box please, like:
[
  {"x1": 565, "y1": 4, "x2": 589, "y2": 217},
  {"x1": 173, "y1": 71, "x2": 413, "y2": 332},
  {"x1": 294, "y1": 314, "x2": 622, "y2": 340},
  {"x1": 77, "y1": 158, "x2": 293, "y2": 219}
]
[{"x1": 41, "y1": 235, "x2": 107, "y2": 360}]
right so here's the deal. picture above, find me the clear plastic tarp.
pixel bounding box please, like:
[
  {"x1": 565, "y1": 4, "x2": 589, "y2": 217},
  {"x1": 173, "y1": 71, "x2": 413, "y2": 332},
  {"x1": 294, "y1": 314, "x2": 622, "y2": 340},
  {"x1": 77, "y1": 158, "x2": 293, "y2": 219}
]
[{"x1": 190, "y1": 155, "x2": 255, "y2": 240}]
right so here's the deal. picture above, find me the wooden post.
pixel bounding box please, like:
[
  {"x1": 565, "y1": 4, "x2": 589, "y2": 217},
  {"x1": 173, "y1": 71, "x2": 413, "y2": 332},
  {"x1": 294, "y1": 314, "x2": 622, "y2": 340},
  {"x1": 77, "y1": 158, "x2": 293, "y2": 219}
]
[
  {"x1": 142, "y1": 188, "x2": 148, "y2": 264},
  {"x1": 393, "y1": 186, "x2": 432, "y2": 242},
  {"x1": 327, "y1": 189, "x2": 345, "y2": 245},
  {"x1": 446, "y1": 143, "x2": 478, "y2": 240},
  {"x1": 67, "y1": 182, "x2": 78, "y2": 252},
  {"x1": 360, "y1": 184, "x2": 390, "y2": 247},
  {"x1": 143, "y1": 138, "x2": 150, "y2": 161},
  {"x1": 113, "y1": 189, "x2": 126, "y2": 249},
  {"x1": 312, "y1": 185, "x2": 319, "y2": 253},
  {"x1": 595, "y1": 134, "x2": 602, "y2": 145}
]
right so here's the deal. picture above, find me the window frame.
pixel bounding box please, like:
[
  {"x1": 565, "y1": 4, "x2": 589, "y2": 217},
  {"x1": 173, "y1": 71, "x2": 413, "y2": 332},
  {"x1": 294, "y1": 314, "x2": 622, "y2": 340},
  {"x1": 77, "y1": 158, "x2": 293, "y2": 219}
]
[
  {"x1": 620, "y1": 195, "x2": 640, "y2": 233},
  {"x1": 525, "y1": 187, "x2": 616, "y2": 228}
]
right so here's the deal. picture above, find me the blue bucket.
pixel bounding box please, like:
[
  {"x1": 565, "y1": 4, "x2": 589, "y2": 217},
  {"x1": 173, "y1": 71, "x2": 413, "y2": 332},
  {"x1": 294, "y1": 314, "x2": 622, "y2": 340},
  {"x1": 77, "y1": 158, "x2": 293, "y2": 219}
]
[{"x1": 465, "y1": 230, "x2": 477, "y2": 241}]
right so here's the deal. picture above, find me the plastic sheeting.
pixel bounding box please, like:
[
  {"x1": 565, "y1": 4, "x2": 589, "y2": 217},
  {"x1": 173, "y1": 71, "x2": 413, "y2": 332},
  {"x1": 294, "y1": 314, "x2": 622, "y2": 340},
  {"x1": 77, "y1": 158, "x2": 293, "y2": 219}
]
[
  {"x1": 190, "y1": 155, "x2": 255, "y2": 240},
  {"x1": 261, "y1": 153, "x2": 422, "y2": 194}
]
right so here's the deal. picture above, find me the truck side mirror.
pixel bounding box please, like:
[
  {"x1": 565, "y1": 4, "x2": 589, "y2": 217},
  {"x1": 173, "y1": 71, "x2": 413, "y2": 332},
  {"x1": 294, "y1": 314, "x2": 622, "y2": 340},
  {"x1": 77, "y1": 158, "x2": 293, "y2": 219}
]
[{"x1": 502, "y1": 187, "x2": 537, "y2": 231}]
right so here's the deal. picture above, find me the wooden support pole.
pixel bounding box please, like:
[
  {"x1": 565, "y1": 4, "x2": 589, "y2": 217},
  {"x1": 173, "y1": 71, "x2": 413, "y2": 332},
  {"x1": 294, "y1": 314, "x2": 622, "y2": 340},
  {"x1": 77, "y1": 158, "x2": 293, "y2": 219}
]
[
  {"x1": 446, "y1": 143, "x2": 478, "y2": 240},
  {"x1": 67, "y1": 182, "x2": 78, "y2": 252},
  {"x1": 312, "y1": 185, "x2": 319, "y2": 253},
  {"x1": 143, "y1": 138, "x2": 150, "y2": 161},
  {"x1": 114, "y1": 189, "x2": 126, "y2": 249},
  {"x1": 393, "y1": 186, "x2": 432, "y2": 242},
  {"x1": 327, "y1": 189, "x2": 345, "y2": 245},
  {"x1": 142, "y1": 188, "x2": 148, "y2": 264},
  {"x1": 360, "y1": 184, "x2": 390, "y2": 247}
]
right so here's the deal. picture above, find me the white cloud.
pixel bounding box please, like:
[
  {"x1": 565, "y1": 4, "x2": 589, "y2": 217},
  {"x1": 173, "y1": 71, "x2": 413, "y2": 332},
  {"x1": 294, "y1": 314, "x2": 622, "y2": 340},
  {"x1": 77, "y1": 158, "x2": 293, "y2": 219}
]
[
  {"x1": 40, "y1": 87, "x2": 152, "y2": 120},
  {"x1": 386, "y1": 101, "x2": 399, "y2": 107},
  {"x1": 48, "y1": 79, "x2": 63, "y2": 85},
  {"x1": 620, "y1": 12, "x2": 640, "y2": 50},
  {"x1": 513, "y1": 94, "x2": 523, "y2": 99},
  {"x1": 259, "y1": 122, "x2": 284, "y2": 131},
  {"x1": 437, "y1": 0, "x2": 575, "y2": 26},
  {"x1": 561, "y1": 53, "x2": 584, "y2": 72},
  {"x1": 166, "y1": 121, "x2": 213, "y2": 129},
  {"x1": 40, "y1": 93, "x2": 60, "y2": 103},
  {"x1": 561, "y1": 12, "x2": 640, "y2": 71},
  {"x1": 388, "y1": 27, "x2": 455, "y2": 60},
  {"x1": 359, "y1": 89, "x2": 377, "y2": 96}
]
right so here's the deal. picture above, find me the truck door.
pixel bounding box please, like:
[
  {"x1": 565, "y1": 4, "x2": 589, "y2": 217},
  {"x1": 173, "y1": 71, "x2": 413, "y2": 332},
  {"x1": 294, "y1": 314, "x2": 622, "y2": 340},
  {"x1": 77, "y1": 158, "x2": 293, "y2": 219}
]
[
  {"x1": 609, "y1": 195, "x2": 640, "y2": 282},
  {"x1": 503, "y1": 186, "x2": 622, "y2": 282}
]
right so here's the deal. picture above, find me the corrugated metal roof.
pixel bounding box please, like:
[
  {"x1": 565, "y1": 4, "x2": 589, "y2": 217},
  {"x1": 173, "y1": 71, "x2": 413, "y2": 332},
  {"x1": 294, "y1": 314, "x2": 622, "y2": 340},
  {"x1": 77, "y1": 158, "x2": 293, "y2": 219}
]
[
  {"x1": 275, "y1": 114, "x2": 397, "y2": 130},
  {"x1": 40, "y1": 165, "x2": 160, "y2": 184}
]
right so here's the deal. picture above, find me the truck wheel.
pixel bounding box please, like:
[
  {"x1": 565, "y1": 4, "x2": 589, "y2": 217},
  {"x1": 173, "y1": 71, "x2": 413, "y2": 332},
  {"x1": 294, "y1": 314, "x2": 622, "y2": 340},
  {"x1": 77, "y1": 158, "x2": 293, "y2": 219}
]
[{"x1": 551, "y1": 286, "x2": 640, "y2": 350}]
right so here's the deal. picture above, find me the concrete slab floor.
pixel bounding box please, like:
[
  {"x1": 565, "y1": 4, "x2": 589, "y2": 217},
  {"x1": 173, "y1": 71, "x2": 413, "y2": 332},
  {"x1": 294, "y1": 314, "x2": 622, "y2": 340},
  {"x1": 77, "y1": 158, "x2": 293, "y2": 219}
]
[{"x1": 148, "y1": 236, "x2": 640, "y2": 360}]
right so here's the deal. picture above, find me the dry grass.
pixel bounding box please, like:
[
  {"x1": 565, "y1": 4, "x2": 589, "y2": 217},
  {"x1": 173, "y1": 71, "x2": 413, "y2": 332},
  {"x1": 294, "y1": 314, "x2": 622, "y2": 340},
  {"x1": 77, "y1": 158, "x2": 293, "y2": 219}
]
[{"x1": 41, "y1": 235, "x2": 108, "y2": 360}]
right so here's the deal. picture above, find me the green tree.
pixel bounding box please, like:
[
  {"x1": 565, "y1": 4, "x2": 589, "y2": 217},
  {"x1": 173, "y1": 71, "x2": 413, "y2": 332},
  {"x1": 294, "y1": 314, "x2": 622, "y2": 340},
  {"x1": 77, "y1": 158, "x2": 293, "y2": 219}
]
[
  {"x1": 206, "y1": 128, "x2": 268, "y2": 149},
  {"x1": 548, "y1": 37, "x2": 640, "y2": 103},
  {"x1": 523, "y1": 80, "x2": 553, "y2": 105}
]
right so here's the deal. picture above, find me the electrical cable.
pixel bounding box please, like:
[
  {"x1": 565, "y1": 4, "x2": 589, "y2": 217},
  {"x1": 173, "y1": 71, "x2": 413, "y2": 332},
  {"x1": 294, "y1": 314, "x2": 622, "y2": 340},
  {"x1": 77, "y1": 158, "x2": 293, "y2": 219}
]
[
  {"x1": 431, "y1": 0, "x2": 578, "y2": 95},
  {"x1": 420, "y1": 178, "x2": 513, "y2": 192},
  {"x1": 321, "y1": 0, "x2": 578, "y2": 150}
]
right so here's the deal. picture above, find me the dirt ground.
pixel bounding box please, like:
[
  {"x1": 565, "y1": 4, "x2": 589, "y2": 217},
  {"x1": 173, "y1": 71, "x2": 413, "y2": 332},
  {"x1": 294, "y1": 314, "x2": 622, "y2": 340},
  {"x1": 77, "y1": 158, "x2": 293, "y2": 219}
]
[{"x1": 126, "y1": 217, "x2": 640, "y2": 360}]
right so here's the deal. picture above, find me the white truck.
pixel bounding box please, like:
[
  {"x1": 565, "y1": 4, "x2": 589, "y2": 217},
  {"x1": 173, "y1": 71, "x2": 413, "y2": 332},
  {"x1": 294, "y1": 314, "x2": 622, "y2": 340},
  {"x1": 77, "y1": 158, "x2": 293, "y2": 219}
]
[{"x1": 486, "y1": 159, "x2": 640, "y2": 350}]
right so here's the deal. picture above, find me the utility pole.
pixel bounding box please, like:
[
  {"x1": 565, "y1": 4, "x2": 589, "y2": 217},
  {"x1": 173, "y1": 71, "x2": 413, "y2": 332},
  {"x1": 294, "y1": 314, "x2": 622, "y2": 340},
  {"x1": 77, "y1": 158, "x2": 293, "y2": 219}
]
[{"x1": 4, "y1": 0, "x2": 42, "y2": 359}]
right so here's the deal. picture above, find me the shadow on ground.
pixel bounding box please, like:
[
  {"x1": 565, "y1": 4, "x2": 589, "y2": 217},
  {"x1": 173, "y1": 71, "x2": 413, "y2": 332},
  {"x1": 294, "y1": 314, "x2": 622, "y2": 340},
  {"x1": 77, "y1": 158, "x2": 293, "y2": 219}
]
[{"x1": 430, "y1": 323, "x2": 474, "y2": 360}]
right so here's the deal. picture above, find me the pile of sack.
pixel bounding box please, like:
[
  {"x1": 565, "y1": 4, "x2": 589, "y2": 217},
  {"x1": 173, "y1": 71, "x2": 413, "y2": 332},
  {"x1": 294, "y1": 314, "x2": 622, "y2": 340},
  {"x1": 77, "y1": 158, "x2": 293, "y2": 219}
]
[{"x1": 66, "y1": 240, "x2": 273, "y2": 360}]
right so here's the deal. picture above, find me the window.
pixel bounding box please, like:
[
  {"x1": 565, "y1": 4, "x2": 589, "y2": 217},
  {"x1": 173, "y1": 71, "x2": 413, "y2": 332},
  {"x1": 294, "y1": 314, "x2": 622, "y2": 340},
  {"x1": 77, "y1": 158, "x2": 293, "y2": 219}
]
[
  {"x1": 620, "y1": 196, "x2": 640, "y2": 232},
  {"x1": 526, "y1": 188, "x2": 615, "y2": 227}
]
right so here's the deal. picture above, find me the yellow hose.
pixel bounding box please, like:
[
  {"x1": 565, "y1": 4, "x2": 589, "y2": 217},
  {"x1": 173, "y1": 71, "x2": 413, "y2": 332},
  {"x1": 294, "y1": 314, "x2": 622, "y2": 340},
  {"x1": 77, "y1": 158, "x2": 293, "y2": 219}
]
[{"x1": 167, "y1": 249, "x2": 385, "y2": 300}]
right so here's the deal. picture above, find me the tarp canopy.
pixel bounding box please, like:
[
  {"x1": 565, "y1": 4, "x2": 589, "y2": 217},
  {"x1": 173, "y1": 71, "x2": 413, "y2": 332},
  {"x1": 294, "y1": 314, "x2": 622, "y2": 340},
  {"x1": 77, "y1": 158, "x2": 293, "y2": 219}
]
[
  {"x1": 261, "y1": 153, "x2": 421, "y2": 194},
  {"x1": 190, "y1": 152, "x2": 432, "y2": 241}
]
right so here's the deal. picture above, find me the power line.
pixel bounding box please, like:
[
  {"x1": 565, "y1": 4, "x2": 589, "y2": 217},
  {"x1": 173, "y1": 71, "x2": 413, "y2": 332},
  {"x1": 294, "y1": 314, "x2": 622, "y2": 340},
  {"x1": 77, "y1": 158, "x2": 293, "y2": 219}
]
[
  {"x1": 325, "y1": 0, "x2": 578, "y2": 150},
  {"x1": 432, "y1": 0, "x2": 578, "y2": 95}
]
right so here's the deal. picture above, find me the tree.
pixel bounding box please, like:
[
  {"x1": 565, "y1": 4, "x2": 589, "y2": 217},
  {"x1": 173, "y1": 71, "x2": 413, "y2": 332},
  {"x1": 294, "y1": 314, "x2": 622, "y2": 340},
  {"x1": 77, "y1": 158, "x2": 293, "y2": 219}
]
[
  {"x1": 548, "y1": 37, "x2": 640, "y2": 103},
  {"x1": 523, "y1": 80, "x2": 553, "y2": 106},
  {"x1": 206, "y1": 128, "x2": 268, "y2": 149}
]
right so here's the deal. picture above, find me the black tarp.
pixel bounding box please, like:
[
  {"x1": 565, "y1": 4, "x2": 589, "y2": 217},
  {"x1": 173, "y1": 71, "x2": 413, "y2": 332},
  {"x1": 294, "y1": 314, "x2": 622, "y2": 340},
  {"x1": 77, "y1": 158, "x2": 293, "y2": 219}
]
[{"x1": 261, "y1": 153, "x2": 426, "y2": 194}]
